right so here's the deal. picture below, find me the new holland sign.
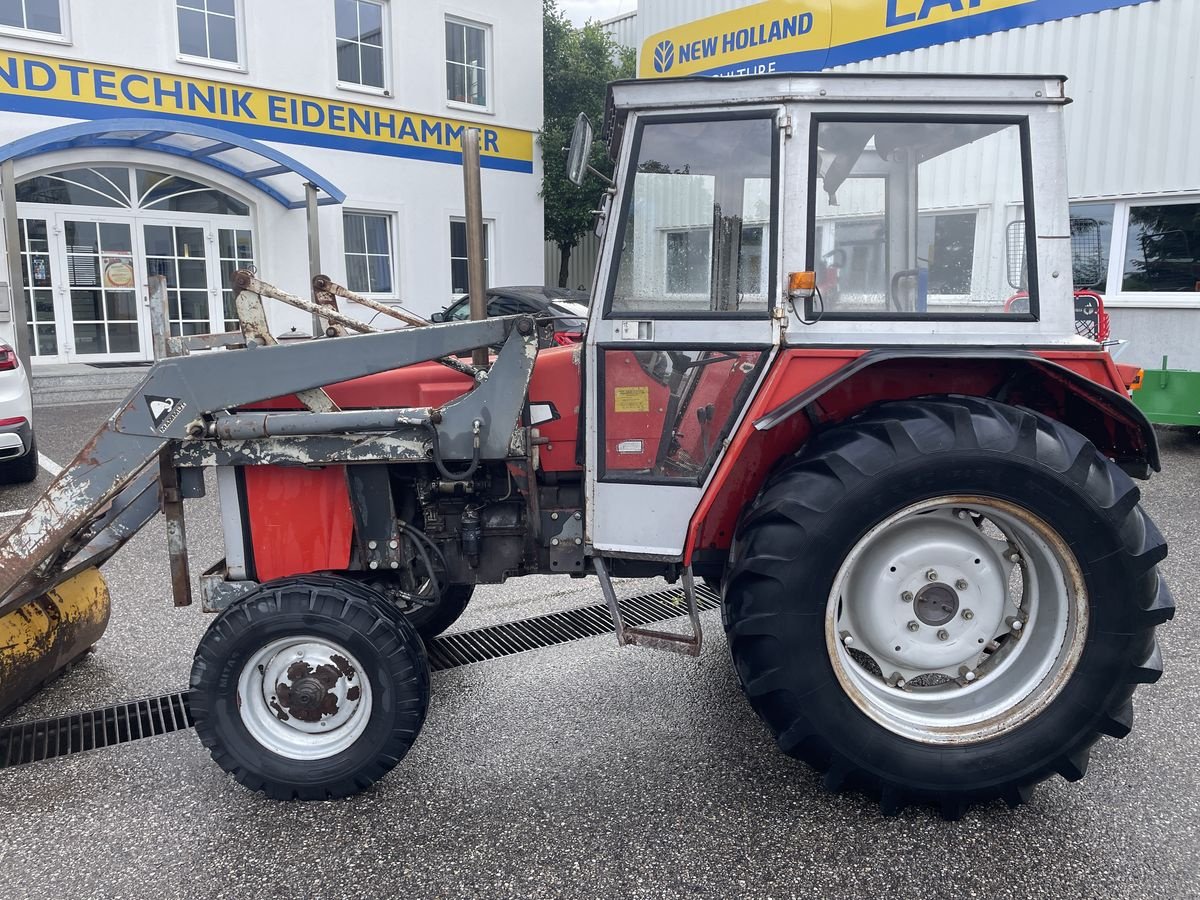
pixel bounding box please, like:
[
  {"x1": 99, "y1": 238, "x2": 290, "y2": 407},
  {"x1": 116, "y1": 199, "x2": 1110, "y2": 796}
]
[
  {"x1": 0, "y1": 51, "x2": 535, "y2": 173},
  {"x1": 640, "y1": 0, "x2": 1157, "y2": 78}
]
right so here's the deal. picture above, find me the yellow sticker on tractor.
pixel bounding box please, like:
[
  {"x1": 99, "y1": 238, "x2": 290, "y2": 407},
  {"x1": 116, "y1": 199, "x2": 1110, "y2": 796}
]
[{"x1": 614, "y1": 386, "x2": 650, "y2": 413}]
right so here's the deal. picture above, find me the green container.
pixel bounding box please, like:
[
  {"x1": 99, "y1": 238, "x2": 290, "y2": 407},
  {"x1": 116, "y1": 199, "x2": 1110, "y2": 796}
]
[{"x1": 1133, "y1": 356, "x2": 1200, "y2": 426}]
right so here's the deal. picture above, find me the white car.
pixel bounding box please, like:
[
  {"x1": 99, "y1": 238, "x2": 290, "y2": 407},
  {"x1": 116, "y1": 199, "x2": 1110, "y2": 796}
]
[{"x1": 0, "y1": 338, "x2": 37, "y2": 484}]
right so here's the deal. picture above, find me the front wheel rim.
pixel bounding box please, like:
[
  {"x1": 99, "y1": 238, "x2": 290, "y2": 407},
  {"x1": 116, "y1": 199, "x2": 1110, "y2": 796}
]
[
  {"x1": 237, "y1": 636, "x2": 374, "y2": 760},
  {"x1": 825, "y1": 495, "x2": 1088, "y2": 745}
]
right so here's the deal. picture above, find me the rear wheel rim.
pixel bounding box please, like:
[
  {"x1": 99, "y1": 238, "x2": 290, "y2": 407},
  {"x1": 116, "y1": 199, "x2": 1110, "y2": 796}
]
[
  {"x1": 237, "y1": 636, "x2": 373, "y2": 760},
  {"x1": 825, "y1": 495, "x2": 1088, "y2": 745}
]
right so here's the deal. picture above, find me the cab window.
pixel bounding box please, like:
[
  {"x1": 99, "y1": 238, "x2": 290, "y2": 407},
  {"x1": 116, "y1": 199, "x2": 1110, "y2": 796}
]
[
  {"x1": 810, "y1": 117, "x2": 1035, "y2": 319},
  {"x1": 610, "y1": 115, "x2": 776, "y2": 317}
]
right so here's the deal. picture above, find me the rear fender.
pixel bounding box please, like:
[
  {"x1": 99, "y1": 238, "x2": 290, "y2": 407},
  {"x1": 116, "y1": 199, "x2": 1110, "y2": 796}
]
[{"x1": 686, "y1": 348, "x2": 1158, "y2": 565}]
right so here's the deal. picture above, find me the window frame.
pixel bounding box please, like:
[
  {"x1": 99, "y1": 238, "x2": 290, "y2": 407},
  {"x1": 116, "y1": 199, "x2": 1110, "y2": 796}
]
[
  {"x1": 334, "y1": 0, "x2": 391, "y2": 97},
  {"x1": 0, "y1": 0, "x2": 70, "y2": 44},
  {"x1": 444, "y1": 15, "x2": 493, "y2": 114},
  {"x1": 448, "y1": 216, "x2": 493, "y2": 298},
  {"x1": 174, "y1": 0, "x2": 246, "y2": 73},
  {"x1": 602, "y1": 109, "x2": 781, "y2": 322},
  {"x1": 1102, "y1": 194, "x2": 1200, "y2": 308},
  {"x1": 342, "y1": 210, "x2": 397, "y2": 298},
  {"x1": 805, "y1": 112, "x2": 1039, "y2": 323}
]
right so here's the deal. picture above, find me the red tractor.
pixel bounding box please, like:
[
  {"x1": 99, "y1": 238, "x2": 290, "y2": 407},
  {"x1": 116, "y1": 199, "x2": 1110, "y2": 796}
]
[{"x1": 0, "y1": 74, "x2": 1171, "y2": 819}]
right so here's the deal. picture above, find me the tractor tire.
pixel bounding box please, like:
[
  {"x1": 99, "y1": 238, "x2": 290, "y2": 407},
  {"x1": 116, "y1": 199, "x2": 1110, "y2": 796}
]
[
  {"x1": 404, "y1": 583, "x2": 474, "y2": 639},
  {"x1": 190, "y1": 575, "x2": 429, "y2": 800},
  {"x1": 723, "y1": 396, "x2": 1172, "y2": 818}
]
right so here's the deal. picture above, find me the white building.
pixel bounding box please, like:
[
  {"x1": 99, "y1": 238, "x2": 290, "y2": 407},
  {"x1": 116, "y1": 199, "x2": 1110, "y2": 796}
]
[
  {"x1": 603, "y1": 0, "x2": 1200, "y2": 371},
  {"x1": 0, "y1": 0, "x2": 544, "y2": 365}
]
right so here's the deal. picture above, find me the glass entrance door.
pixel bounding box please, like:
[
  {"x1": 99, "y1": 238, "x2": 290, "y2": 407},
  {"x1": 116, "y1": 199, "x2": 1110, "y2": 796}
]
[
  {"x1": 58, "y1": 218, "x2": 143, "y2": 361},
  {"x1": 144, "y1": 223, "x2": 213, "y2": 337}
]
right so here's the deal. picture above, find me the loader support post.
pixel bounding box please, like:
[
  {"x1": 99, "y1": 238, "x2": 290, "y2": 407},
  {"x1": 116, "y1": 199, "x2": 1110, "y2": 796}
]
[
  {"x1": 148, "y1": 274, "x2": 172, "y2": 361},
  {"x1": 305, "y1": 181, "x2": 324, "y2": 338},
  {"x1": 159, "y1": 452, "x2": 192, "y2": 607},
  {"x1": 461, "y1": 128, "x2": 489, "y2": 369}
]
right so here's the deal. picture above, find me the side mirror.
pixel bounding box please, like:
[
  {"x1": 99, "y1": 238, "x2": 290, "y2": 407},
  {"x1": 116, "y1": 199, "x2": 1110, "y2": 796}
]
[
  {"x1": 566, "y1": 112, "x2": 593, "y2": 187},
  {"x1": 431, "y1": 311, "x2": 445, "y2": 323}
]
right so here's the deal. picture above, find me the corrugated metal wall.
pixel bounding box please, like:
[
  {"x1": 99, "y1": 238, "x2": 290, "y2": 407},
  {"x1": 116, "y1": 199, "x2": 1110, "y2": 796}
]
[
  {"x1": 829, "y1": 0, "x2": 1200, "y2": 201},
  {"x1": 544, "y1": 233, "x2": 601, "y2": 292},
  {"x1": 599, "y1": 10, "x2": 640, "y2": 49},
  {"x1": 634, "y1": 0, "x2": 1200, "y2": 200}
]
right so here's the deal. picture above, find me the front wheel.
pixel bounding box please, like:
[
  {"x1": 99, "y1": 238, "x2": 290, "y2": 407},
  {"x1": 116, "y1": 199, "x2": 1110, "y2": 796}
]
[
  {"x1": 190, "y1": 575, "x2": 429, "y2": 800},
  {"x1": 724, "y1": 397, "x2": 1173, "y2": 817}
]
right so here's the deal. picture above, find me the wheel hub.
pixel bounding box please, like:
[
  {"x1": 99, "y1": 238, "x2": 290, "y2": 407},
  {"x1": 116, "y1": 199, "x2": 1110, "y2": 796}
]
[
  {"x1": 914, "y1": 583, "x2": 958, "y2": 626},
  {"x1": 237, "y1": 637, "x2": 373, "y2": 760},
  {"x1": 827, "y1": 496, "x2": 1088, "y2": 744}
]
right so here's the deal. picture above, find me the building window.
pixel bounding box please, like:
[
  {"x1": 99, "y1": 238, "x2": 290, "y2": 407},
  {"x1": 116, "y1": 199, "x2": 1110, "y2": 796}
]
[
  {"x1": 917, "y1": 212, "x2": 978, "y2": 295},
  {"x1": 0, "y1": 0, "x2": 64, "y2": 37},
  {"x1": 176, "y1": 0, "x2": 240, "y2": 66},
  {"x1": 336, "y1": 0, "x2": 386, "y2": 90},
  {"x1": 218, "y1": 228, "x2": 255, "y2": 331},
  {"x1": 18, "y1": 219, "x2": 57, "y2": 357},
  {"x1": 344, "y1": 212, "x2": 394, "y2": 295},
  {"x1": 665, "y1": 229, "x2": 711, "y2": 295},
  {"x1": 1121, "y1": 202, "x2": 1200, "y2": 294},
  {"x1": 446, "y1": 18, "x2": 488, "y2": 107},
  {"x1": 449, "y1": 219, "x2": 490, "y2": 294}
]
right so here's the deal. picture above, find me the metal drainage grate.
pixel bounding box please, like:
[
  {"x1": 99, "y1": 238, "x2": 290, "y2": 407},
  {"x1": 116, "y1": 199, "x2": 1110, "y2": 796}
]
[
  {"x1": 0, "y1": 691, "x2": 192, "y2": 768},
  {"x1": 425, "y1": 582, "x2": 720, "y2": 671},
  {"x1": 0, "y1": 583, "x2": 718, "y2": 767}
]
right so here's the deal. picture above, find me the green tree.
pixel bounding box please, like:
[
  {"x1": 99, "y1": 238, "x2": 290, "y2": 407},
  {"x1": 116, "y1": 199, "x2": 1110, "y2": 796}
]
[{"x1": 541, "y1": 0, "x2": 635, "y2": 287}]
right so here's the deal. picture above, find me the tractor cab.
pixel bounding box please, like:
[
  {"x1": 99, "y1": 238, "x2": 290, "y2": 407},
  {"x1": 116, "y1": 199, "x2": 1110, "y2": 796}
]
[{"x1": 570, "y1": 74, "x2": 1081, "y2": 562}]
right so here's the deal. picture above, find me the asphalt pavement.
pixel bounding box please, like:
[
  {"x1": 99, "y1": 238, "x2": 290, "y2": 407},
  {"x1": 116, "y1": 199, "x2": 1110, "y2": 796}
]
[{"x1": 1, "y1": 401, "x2": 1198, "y2": 900}]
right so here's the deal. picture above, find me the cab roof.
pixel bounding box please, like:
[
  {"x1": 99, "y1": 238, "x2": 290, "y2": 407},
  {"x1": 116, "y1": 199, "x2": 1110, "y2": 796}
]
[{"x1": 602, "y1": 72, "x2": 1069, "y2": 156}]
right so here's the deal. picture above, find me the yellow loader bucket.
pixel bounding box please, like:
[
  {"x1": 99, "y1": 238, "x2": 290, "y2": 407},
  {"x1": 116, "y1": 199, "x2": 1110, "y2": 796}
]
[{"x1": 0, "y1": 567, "x2": 111, "y2": 717}]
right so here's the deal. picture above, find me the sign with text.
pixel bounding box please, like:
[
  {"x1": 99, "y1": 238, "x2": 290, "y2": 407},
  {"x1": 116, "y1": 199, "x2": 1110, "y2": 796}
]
[
  {"x1": 0, "y1": 52, "x2": 535, "y2": 174},
  {"x1": 639, "y1": 0, "x2": 1156, "y2": 78}
]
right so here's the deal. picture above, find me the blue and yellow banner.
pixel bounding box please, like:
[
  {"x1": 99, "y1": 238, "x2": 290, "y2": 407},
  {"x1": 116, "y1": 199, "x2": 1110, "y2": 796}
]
[
  {"x1": 0, "y1": 51, "x2": 535, "y2": 173},
  {"x1": 640, "y1": 0, "x2": 1156, "y2": 78}
]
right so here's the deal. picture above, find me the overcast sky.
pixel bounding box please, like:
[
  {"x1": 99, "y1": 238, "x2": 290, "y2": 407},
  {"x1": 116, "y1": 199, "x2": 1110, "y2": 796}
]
[{"x1": 560, "y1": 0, "x2": 635, "y2": 25}]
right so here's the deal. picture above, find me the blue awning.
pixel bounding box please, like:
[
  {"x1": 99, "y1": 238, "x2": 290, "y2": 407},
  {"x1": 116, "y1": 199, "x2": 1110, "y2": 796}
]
[{"x1": 0, "y1": 117, "x2": 345, "y2": 209}]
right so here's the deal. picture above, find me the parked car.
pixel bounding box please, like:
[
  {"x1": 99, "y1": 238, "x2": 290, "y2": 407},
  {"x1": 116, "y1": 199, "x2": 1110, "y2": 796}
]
[
  {"x1": 431, "y1": 286, "x2": 589, "y2": 347},
  {"x1": 0, "y1": 339, "x2": 37, "y2": 484}
]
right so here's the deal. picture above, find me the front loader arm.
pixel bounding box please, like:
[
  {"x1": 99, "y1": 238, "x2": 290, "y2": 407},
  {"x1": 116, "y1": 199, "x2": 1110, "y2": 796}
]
[{"x1": 0, "y1": 315, "x2": 537, "y2": 616}]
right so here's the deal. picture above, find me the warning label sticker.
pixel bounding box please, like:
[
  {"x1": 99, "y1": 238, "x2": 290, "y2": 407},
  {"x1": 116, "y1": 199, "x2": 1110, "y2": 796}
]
[{"x1": 613, "y1": 386, "x2": 650, "y2": 413}]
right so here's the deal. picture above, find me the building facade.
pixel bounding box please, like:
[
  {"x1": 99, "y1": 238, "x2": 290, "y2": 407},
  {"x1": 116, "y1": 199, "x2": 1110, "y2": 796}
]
[
  {"x1": 601, "y1": 0, "x2": 1200, "y2": 371},
  {"x1": 0, "y1": 0, "x2": 544, "y2": 365}
]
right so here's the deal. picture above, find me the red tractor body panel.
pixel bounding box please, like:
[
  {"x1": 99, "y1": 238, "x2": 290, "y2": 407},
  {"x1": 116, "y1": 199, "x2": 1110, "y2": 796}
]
[
  {"x1": 243, "y1": 465, "x2": 355, "y2": 581},
  {"x1": 684, "y1": 347, "x2": 1139, "y2": 562}
]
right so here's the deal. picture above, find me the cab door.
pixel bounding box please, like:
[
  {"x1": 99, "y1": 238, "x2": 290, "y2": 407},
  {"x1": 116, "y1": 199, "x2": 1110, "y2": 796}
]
[{"x1": 585, "y1": 109, "x2": 784, "y2": 559}]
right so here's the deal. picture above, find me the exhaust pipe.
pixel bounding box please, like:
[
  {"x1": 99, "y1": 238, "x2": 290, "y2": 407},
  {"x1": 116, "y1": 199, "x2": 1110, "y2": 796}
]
[{"x1": 461, "y1": 128, "x2": 489, "y2": 369}]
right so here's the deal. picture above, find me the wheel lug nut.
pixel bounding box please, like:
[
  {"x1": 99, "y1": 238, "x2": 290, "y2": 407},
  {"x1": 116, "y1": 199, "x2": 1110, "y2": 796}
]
[
  {"x1": 1011, "y1": 619, "x2": 1023, "y2": 631},
  {"x1": 926, "y1": 569, "x2": 938, "y2": 581},
  {"x1": 961, "y1": 609, "x2": 974, "y2": 621},
  {"x1": 842, "y1": 634, "x2": 854, "y2": 646},
  {"x1": 956, "y1": 509, "x2": 970, "y2": 520},
  {"x1": 901, "y1": 591, "x2": 913, "y2": 603},
  {"x1": 907, "y1": 621, "x2": 920, "y2": 632},
  {"x1": 962, "y1": 668, "x2": 977, "y2": 682},
  {"x1": 955, "y1": 579, "x2": 968, "y2": 590},
  {"x1": 937, "y1": 629, "x2": 949, "y2": 641}
]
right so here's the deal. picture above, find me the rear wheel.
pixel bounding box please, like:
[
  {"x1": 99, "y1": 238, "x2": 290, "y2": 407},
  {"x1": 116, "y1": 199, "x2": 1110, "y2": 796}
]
[
  {"x1": 724, "y1": 397, "x2": 1172, "y2": 817},
  {"x1": 190, "y1": 575, "x2": 429, "y2": 800},
  {"x1": 403, "y1": 583, "x2": 474, "y2": 638}
]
